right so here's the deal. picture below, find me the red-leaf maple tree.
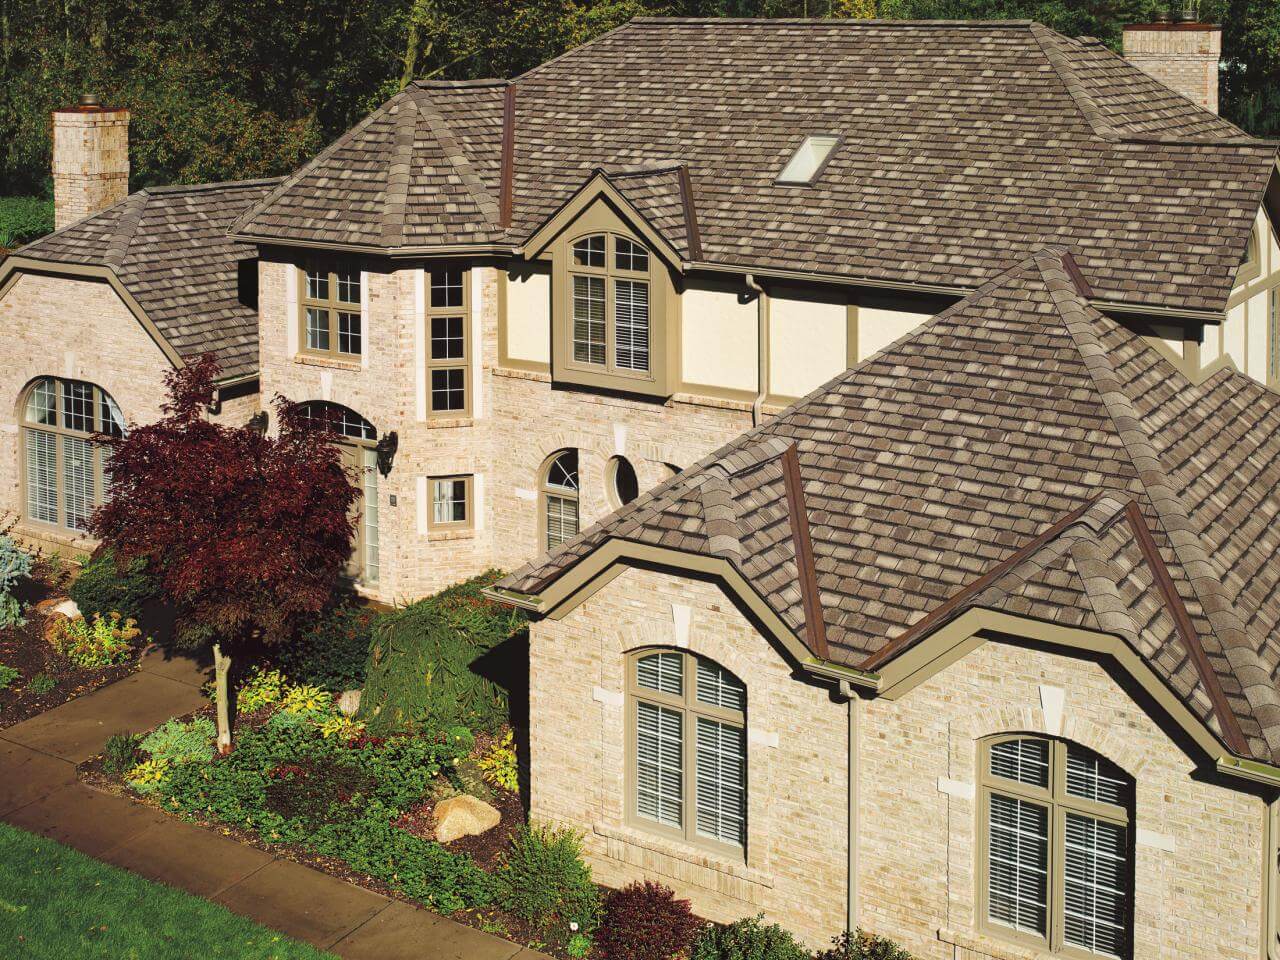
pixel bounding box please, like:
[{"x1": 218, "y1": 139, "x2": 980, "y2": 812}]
[{"x1": 90, "y1": 355, "x2": 359, "y2": 751}]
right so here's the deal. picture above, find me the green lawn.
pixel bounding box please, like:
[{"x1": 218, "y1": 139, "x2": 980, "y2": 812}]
[{"x1": 0, "y1": 822, "x2": 335, "y2": 959}]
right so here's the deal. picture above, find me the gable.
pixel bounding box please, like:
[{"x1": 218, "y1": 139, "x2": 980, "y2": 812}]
[{"x1": 523, "y1": 179, "x2": 686, "y2": 270}]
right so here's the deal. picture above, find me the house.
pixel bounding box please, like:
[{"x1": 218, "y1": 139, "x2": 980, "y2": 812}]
[
  {"x1": 494, "y1": 246, "x2": 1280, "y2": 958},
  {"x1": 3, "y1": 18, "x2": 1277, "y2": 602}
]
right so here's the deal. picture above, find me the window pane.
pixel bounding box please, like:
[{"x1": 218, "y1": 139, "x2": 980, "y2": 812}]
[
  {"x1": 62, "y1": 380, "x2": 94, "y2": 433},
  {"x1": 614, "y1": 280, "x2": 650, "y2": 372},
  {"x1": 25, "y1": 429, "x2": 58, "y2": 524},
  {"x1": 25, "y1": 379, "x2": 56, "y2": 426},
  {"x1": 361, "y1": 447, "x2": 379, "y2": 583},
  {"x1": 338, "y1": 312, "x2": 362, "y2": 356},
  {"x1": 432, "y1": 478, "x2": 468, "y2": 525},
  {"x1": 1066, "y1": 747, "x2": 1130, "y2": 808},
  {"x1": 572, "y1": 275, "x2": 606, "y2": 365},
  {"x1": 306, "y1": 307, "x2": 330, "y2": 351},
  {"x1": 615, "y1": 237, "x2": 650, "y2": 272},
  {"x1": 430, "y1": 368, "x2": 466, "y2": 412},
  {"x1": 987, "y1": 793, "x2": 1048, "y2": 937},
  {"x1": 297, "y1": 403, "x2": 375, "y2": 441},
  {"x1": 546, "y1": 450, "x2": 578, "y2": 491},
  {"x1": 63, "y1": 435, "x2": 95, "y2": 532},
  {"x1": 637, "y1": 652, "x2": 683, "y2": 697},
  {"x1": 989, "y1": 738, "x2": 1049, "y2": 789},
  {"x1": 545, "y1": 493, "x2": 579, "y2": 548},
  {"x1": 636, "y1": 700, "x2": 682, "y2": 829},
  {"x1": 696, "y1": 717, "x2": 746, "y2": 846},
  {"x1": 696, "y1": 657, "x2": 745, "y2": 712},
  {"x1": 431, "y1": 316, "x2": 465, "y2": 360},
  {"x1": 572, "y1": 234, "x2": 605, "y2": 268},
  {"x1": 100, "y1": 391, "x2": 124, "y2": 437},
  {"x1": 305, "y1": 269, "x2": 329, "y2": 301},
  {"x1": 431, "y1": 269, "x2": 464, "y2": 308},
  {"x1": 1064, "y1": 813, "x2": 1128, "y2": 958},
  {"x1": 336, "y1": 270, "x2": 360, "y2": 305}
]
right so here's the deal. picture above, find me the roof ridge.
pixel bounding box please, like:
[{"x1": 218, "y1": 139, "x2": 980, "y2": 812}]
[
  {"x1": 146, "y1": 177, "x2": 284, "y2": 195},
  {"x1": 1028, "y1": 22, "x2": 1121, "y2": 142},
  {"x1": 697, "y1": 472, "x2": 741, "y2": 560},
  {"x1": 412, "y1": 86, "x2": 502, "y2": 228},
  {"x1": 380, "y1": 91, "x2": 419, "y2": 247},
  {"x1": 101, "y1": 191, "x2": 149, "y2": 270},
  {"x1": 626, "y1": 16, "x2": 1037, "y2": 26},
  {"x1": 1035, "y1": 252, "x2": 1280, "y2": 758}
]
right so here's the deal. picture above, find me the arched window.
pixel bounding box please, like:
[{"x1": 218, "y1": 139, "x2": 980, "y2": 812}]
[
  {"x1": 296, "y1": 401, "x2": 379, "y2": 583},
  {"x1": 19, "y1": 377, "x2": 123, "y2": 533},
  {"x1": 541, "y1": 449, "x2": 579, "y2": 550},
  {"x1": 569, "y1": 232, "x2": 651, "y2": 373},
  {"x1": 979, "y1": 734, "x2": 1133, "y2": 958},
  {"x1": 606, "y1": 455, "x2": 639, "y2": 509},
  {"x1": 627, "y1": 649, "x2": 746, "y2": 853}
]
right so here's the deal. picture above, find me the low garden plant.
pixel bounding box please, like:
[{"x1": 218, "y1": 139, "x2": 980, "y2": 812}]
[
  {"x1": 0, "y1": 534, "x2": 33, "y2": 629},
  {"x1": 0, "y1": 663, "x2": 19, "y2": 690},
  {"x1": 140, "y1": 716, "x2": 216, "y2": 766},
  {"x1": 103, "y1": 731, "x2": 141, "y2": 776},
  {"x1": 596, "y1": 881, "x2": 704, "y2": 960},
  {"x1": 477, "y1": 729, "x2": 518, "y2": 792},
  {"x1": 691, "y1": 914, "x2": 811, "y2": 960},
  {"x1": 492, "y1": 823, "x2": 601, "y2": 947},
  {"x1": 813, "y1": 930, "x2": 916, "y2": 960},
  {"x1": 47, "y1": 611, "x2": 139, "y2": 668},
  {"x1": 27, "y1": 671, "x2": 54, "y2": 695},
  {"x1": 69, "y1": 547, "x2": 157, "y2": 622}
]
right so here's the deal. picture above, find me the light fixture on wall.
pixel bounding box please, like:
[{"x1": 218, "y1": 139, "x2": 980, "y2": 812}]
[
  {"x1": 246, "y1": 411, "x2": 268, "y2": 436},
  {"x1": 375, "y1": 431, "x2": 398, "y2": 477}
]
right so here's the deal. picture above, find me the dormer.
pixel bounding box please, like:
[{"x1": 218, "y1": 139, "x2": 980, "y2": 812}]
[{"x1": 524, "y1": 166, "x2": 697, "y2": 399}]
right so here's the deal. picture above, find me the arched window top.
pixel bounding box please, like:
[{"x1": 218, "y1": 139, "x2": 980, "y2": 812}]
[
  {"x1": 21, "y1": 376, "x2": 123, "y2": 438},
  {"x1": 544, "y1": 449, "x2": 579, "y2": 493},
  {"x1": 983, "y1": 734, "x2": 1132, "y2": 808},
  {"x1": 295, "y1": 401, "x2": 376, "y2": 443},
  {"x1": 632, "y1": 648, "x2": 745, "y2": 715}
]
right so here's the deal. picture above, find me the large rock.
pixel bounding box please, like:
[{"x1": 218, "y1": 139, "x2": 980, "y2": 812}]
[
  {"x1": 434, "y1": 794, "x2": 500, "y2": 844},
  {"x1": 337, "y1": 689, "x2": 362, "y2": 716}
]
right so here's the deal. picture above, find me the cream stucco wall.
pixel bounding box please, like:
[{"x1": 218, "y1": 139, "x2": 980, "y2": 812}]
[
  {"x1": 768, "y1": 286, "x2": 847, "y2": 401},
  {"x1": 504, "y1": 263, "x2": 551, "y2": 367},
  {"x1": 680, "y1": 276, "x2": 758, "y2": 396},
  {"x1": 854, "y1": 305, "x2": 934, "y2": 361},
  {"x1": 1220, "y1": 205, "x2": 1280, "y2": 383}
]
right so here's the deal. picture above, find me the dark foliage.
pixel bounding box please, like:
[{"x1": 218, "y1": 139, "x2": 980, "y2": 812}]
[
  {"x1": 70, "y1": 548, "x2": 157, "y2": 623},
  {"x1": 690, "y1": 914, "x2": 810, "y2": 960},
  {"x1": 102, "y1": 731, "x2": 141, "y2": 776},
  {"x1": 814, "y1": 929, "x2": 915, "y2": 960},
  {"x1": 0, "y1": 196, "x2": 53, "y2": 247},
  {"x1": 277, "y1": 604, "x2": 376, "y2": 691},
  {"x1": 596, "y1": 881, "x2": 705, "y2": 960}
]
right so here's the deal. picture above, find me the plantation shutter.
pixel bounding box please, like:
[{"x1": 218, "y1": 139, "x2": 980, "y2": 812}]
[
  {"x1": 1062, "y1": 813, "x2": 1127, "y2": 957},
  {"x1": 572, "y1": 275, "x2": 606, "y2": 365},
  {"x1": 361, "y1": 448, "x2": 380, "y2": 583},
  {"x1": 545, "y1": 494, "x2": 579, "y2": 548},
  {"x1": 62, "y1": 436, "x2": 94, "y2": 532},
  {"x1": 614, "y1": 279, "x2": 650, "y2": 372},
  {"x1": 987, "y1": 793, "x2": 1049, "y2": 936},
  {"x1": 636, "y1": 701, "x2": 682, "y2": 829},
  {"x1": 637, "y1": 652, "x2": 683, "y2": 696},
  {"x1": 695, "y1": 717, "x2": 746, "y2": 846},
  {"x1": 695, "y1": 657, "x2": 745, "y2": 711},
  {"x1": 25, "y1": 430, "x2": 58, "y2": 524}
]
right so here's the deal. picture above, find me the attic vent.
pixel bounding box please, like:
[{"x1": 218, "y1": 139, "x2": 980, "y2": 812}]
[{"x1": 776, "y1": 135, "x2": 839, "y2": 185}]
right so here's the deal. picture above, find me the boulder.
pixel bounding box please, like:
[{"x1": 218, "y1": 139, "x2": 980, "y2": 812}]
[
  {"x1": 337, "y1": 689, "x2": 362, "y2": 716},
  {"x1": 52, "y1": 598, "x2": 81, "y2": 619},
  {"x1": 434, "y1": 794, "x2": 501, "y2": 844}
]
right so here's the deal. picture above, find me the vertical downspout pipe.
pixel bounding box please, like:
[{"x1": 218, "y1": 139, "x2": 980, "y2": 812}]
[
  {"x1": 839, "y1": 680, "x2": 859, "y2": 933},
  {"x1": 746, "y1": 273, "x2": 767, "y2": 427}
]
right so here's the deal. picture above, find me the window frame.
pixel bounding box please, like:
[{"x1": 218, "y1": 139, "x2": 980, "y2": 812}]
[
  {"x1": 566, "y1": 231, "x2": 652, "y2": 379},
  {"x1": 539, "y1": 449, "x2": 580, "y2": 552},
  {"x1": 624, "y1": 647, "x2": 748, "y2": 861},
  {"x1": 425, "y1": 265, "x2": 472, "y2": 418},
  {"x1": 18, "y1": 376, "x2": 123, "y2": 535},
  {"x1": 297, "y1": 262, "x2": 363, "y2": 361},
  {"x1": 977, "y1": 734, "x2": 1133, "y2": 960},
  {"x1": 1268, "y1": 286, "x2": 1280, "y2": 387},
  {"x1": 428, "y1": 474, "x2": 473, "y2": 531}
]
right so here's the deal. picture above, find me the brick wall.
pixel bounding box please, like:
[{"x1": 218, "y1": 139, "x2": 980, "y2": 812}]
[
  {"x1": 1122, "y1": 25, "x2": 1221, "y2": 115},
  {"x1": 51, "y1": 107, "x2": 130, "y2": 230},
  {"x1": 528, "y1": 567, "x2": 1269, "y2": 958}
]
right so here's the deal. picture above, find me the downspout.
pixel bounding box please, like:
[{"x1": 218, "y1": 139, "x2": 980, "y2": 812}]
[
  {"x1": 839, "y1": 680, "x2": 860, "y2": 934},
  {"x1": 747, "y1": 273, "x2": 768, "y2": 427}
]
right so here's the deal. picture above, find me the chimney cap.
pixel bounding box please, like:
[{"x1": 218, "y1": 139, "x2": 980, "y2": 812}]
[{"x1": 78, "y1": 93, "x2": 101, "y2": 108}]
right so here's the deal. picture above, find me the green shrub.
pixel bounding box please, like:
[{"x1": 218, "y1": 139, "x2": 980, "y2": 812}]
[
  {"x1": 103, "y1": 732, "x2": 141, "y2": 776},
  {"x1": 140, "y1": 717, "x2": 216, "y2": 766},
  {"x1": 493, "y1": 823, "x2": 600, "y2": 944},
  {"x1": 0, "y1": 664, "x2": 19, "y2": 691},
  {"x1": 0, "y1": 535, "x2": 33, "y2": 629},
  {"x1": 69, "y1": 549, "x2": 157, "y2": 623},
  {"x1": 278, "y1": 604, "x2": 376, "y2": 691},
  {"x1": 690, "y1": 915, "x2": 810, "y2": 960},
  {"x1": 27, "y1": 672, "x2": 54, "y2": 695},
  {"x1": 235, "y1": 667, "x2": 287, "y2": 713},
  {"x1": 359, "y1": 571, "x2": 526, "y2": 735},
  {"x1": 813, "y1": 930, "x2": 915, "y2": 960},
  {"x1": 0, "y1": 196, "x2": 53, "y2": 248},
  {"x1": 48, "y1": 612, "x2": 139, "y2": 668}
]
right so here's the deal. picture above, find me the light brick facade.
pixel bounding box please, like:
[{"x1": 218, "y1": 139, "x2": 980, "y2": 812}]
[
  {"x1": 51, "y1": 105, "x2": 130, "y2": 230},
  {"x1": 528, "y1": 566, "x2": 1270, "y2": 957},
  {"x1": 1121, "y1": 24, "x2": 1221, "y2": 115}
]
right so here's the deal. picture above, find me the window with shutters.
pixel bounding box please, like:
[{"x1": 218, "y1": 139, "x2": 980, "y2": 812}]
[
  {"x1": 566, "y1": 232, "x2": 651, "y2": 376},
  {"x1": 426, "y1": 267, "x2": 471, "y2": 417},
  {"x1": 298, "y1": 262, "x2": 362, "y2": 360},
  {"x1": 540, "y1": 449, "x2": 579, "y2": 551},
  {"x1": 626, "y1": 648, "x2": 747, "y2": 857},
  {"x1": 979, "y1": 734, "x2": 1133, "y2": 959},
  {"x1": 19, "y1": 377, "x2": 123, "y2": 535}
]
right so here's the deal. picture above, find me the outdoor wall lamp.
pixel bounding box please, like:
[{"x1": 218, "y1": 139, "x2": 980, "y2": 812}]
[{"x1": 375, "y1": 431, "x2": 398, "y2": 477}]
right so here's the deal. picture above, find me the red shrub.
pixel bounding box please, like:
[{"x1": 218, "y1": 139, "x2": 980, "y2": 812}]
[{"x1": 595, "y1": 881, "x2": 704, "y2": 960}]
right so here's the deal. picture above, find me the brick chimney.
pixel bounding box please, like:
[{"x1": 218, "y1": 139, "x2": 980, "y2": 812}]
[
  {"x1": 52, "y1": 94, "x2": 130, "y2": 230},
  {"x1": 1122, "y1": 20, "x2": 1222, "y2": 115}
]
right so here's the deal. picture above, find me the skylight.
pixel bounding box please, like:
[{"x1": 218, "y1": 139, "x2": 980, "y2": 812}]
[{"x1": 776, "y1": 135, "x2": 840, "y2": 185}]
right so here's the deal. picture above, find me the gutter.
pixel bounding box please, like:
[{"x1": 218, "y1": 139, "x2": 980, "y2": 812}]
[{"x1": 746, "y1": 273, "x2": 768, "y2": 427}]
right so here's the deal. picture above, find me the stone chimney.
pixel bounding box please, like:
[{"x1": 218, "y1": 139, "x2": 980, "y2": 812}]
[
  {"x1": 51, "y1": 94, "x2": 130, "y2": 230},
  {"x1": 1122, "y1": 20, "x2": 1222, "y2": 115}
]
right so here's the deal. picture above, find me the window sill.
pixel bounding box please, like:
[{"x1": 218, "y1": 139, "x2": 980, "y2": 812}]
[
  {"x1": 591, "y1": 821, "x2": 771, "y2": 889},
  {"x1": 425, "y1": 416, "x2": 475, "y2": 429},
  {"x1": 12, "y1": 522, "x2": 98, "y2": 555},
  {"x1": 937, "y1": 927, "x2": 1054, "y2": 960},
  {"x1": 427, "y1": 528, "x2": 475, "y2": 543},
  {"x1": 294, "y1": 353, "x2": 362, "y2": 371}
]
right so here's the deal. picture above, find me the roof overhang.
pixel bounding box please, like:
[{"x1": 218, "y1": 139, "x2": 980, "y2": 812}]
[
  {"x1": 522, "y1": 171, "x2": 686, "y2": 269},
  {"x1": 490, "y1": 545, "x2": 1280, "y2": 790}
]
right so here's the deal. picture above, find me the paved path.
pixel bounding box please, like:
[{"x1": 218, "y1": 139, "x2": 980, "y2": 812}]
[{"x1": 0, "y1": 648, "x2": 546, "y2": 960}]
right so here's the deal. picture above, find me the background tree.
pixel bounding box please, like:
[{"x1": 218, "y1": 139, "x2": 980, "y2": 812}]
[{"x1": 90, "y1": 355, "x2": 359, "y2": 752}]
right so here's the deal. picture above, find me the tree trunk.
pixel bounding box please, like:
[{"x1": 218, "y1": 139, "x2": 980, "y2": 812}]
[{"x1": 213, "y1": 642, "x2": 232, "y2": 754}]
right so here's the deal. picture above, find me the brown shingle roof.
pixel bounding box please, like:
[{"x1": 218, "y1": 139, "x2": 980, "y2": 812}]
[
  {"x1": 499, "y1": 247, "x2": 1280, "y2": 762},
  {"x1": 15, "y1": 178, "x2": 278, "y2": 381},
  {"x1": 234, "y1": 18, "x2": 1276, "y2": 314}
]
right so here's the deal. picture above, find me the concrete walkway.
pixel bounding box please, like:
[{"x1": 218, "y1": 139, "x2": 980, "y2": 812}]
[{"x1": 0, "y1": 648, "x2": 546, "y2": 960}]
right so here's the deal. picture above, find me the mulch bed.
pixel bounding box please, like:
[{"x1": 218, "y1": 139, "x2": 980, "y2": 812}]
[{"x1": 0, "y1": 569, "x2": 144, "y2": 728}]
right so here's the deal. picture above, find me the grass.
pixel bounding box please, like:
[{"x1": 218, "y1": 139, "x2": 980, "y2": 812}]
[{"x1": 0, "y1": 822, "x2": 336, "y2": 959}]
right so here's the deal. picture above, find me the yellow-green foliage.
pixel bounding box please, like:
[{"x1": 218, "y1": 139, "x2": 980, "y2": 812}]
[
  {"x1": 126, "y1": 757, "x2": 172, "y2": 795},
  {"x1": 281, "y1": 684, "x2": 333, "y2": 717},
  {"x1": 478, "y1": 730, "x2": 518, "y2": 792},
  {"x1": 48, "y1": 612, "x2": 139, "y2": 668},
  {"x1": 318, "y1": 714, "x2": 365, "y2": 740},
  {"x1": 237, "y1": 667, "x2": 287, "y2": 713}
]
